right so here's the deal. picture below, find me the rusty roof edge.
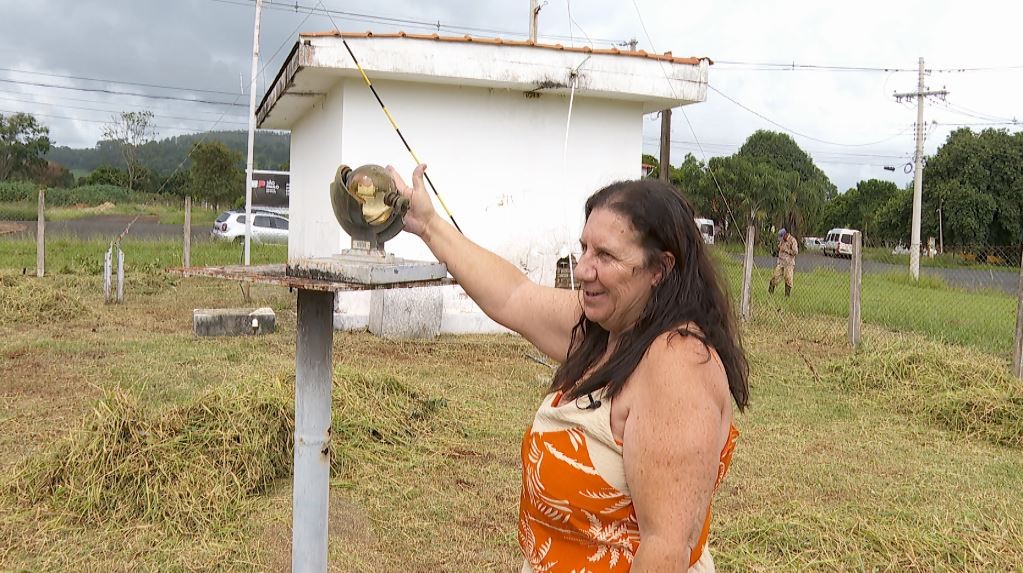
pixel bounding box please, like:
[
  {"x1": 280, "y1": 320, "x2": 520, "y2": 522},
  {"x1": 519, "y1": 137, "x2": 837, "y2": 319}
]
[
  {"x1": 256, "y1": 40, "x2": 303, "y2": 128},
  {"x1": 299, "y1": 30, "x2": 712, "y2": 66}
]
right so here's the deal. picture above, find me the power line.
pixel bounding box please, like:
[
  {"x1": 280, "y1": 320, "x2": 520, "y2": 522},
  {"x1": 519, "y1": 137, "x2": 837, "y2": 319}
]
[
  {"x1": 207, "y1": 0, "x2": 627, "y2": 46},
  {"x1": 714, "y1": 60, "x2": 1023, "y2": 74},
  {"x1": 0, "y1": 88, "x2": 247, "y2": 119},
  {"x1": 0, "y1": 107, "x2": 236, "y2": 135},
  {"x1": 0, "y1": 95, "x2": 249, "y2": 127},
  {"x1": 0, "y1": 77, "x2": 246, "y2": 107},
  {"x1": 708, "y1": 84, "x2": 915, "y2": 147},
  {"x1": 0, "y1": 67, "x2": 240, "y2": 96},
  {"x1": 640, "y1": 135, "x2": 911, "y2": 158}
]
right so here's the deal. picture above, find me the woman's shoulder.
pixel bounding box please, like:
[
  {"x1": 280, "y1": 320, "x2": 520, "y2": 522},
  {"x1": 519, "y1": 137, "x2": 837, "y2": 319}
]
[{"x1": 631, "y1": 325, "x2": 727, "y2": 397}]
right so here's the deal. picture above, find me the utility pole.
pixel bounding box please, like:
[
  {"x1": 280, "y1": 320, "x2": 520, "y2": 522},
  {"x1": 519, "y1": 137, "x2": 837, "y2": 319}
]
[
  {"x1": 243, "y1": 0, "x2": 263, "y2": 266},
  {"x1": 659, "y1": 108, "x2": 671, "y2": 182},
  {"x1": 529, "y1": 0, "x2": 539, "y2": 42},
  {"x1": 894, "y1": 57, "x2": 947, "y2": 279}
]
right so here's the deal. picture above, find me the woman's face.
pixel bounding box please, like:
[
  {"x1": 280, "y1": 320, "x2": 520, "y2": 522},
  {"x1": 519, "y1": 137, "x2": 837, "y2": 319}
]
[{"x1": 575, "y1": 207, "x2": 662, "y2": 335}]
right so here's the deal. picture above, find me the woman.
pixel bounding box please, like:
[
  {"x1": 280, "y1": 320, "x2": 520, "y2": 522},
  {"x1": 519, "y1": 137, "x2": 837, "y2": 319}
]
[{"x1": 388, "y1": 165, "x2": 749, "y2": 572}]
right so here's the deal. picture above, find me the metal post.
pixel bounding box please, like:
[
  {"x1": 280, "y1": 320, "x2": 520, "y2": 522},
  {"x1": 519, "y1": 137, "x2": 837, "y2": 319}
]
[
  {"x1": 243, "y1": 0, "x2": 263, "y2": 266},
  {"x1": 116, "y1": 247, "x2": 124, "y2": 304},
  {"x1": 293, "y1": 288, "x2": 334, "y2": 572},
  {"x1": 740, "y1": 222, "x2": 755, "y2": 322},
  {"x1": 103, "y1": 246, "x2": 112, "y2": 303},
  {"x1": 1013, "y1": 246, "x2": 1023, "y2": 379},
  {"x1": 36, "y1": 187, "x2": 44, "y2": 277},
  {"x1": 659, "y1": 108, "x2": 672, "y2": 182},
  {"x1": 183, "y1": 195, "x2": 192, "y2": 268},
  {"x1": 849, "y1": 231, "x2": 862, "y2": 347}
]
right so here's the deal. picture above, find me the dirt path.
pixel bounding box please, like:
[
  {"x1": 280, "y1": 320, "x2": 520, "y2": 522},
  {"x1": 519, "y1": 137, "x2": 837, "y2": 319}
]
[{"x1": 0, "y1": 222, "x2": 26, "y2": 235}]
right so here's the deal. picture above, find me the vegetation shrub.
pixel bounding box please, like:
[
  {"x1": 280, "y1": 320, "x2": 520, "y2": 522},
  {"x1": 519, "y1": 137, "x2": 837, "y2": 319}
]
[
  {"x1": 0, "y1": 182, "x2": 158, "y2": 207},
  {"x1": 0, "y1": 181, "x2": 37, "y2": 202}
]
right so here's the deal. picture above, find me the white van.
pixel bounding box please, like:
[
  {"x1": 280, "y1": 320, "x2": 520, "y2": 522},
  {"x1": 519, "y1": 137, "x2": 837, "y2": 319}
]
[
  {"x1": 823, "y1": 228, "x2": 857, "y2": 257},
  {"x1": 695, "y1": 218, "x2": 715, "y2": 245}
]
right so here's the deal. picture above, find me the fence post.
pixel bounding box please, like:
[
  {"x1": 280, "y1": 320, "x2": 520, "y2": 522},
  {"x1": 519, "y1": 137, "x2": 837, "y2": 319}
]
[
  {"x1": 740, "y1": 223, "x2": 755, "y2": 322},
  {"x1": 849, "y1": 231, "x2": 862, "y2": 347},
  {"x1": 183, "y1": 195, "x2": 191, "y2": 268},
  {"x1": 116, "y1": 246, "x2": 125, "y2": 304},
  {"x1": 1013, "y1": 245, "x2": 1023, "y2": 379},
  {"x1": 104, "y1": 246, "x2": 112, "y2": 303},
  {"x1": 36, "y1": 187, "x2": 45, "y2": 278}
]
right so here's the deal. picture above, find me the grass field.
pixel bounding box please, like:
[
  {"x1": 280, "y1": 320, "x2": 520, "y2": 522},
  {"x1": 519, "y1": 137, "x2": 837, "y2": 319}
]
[{"x1": 1, "y1": 240, "x2": 1021, "y2": 571}]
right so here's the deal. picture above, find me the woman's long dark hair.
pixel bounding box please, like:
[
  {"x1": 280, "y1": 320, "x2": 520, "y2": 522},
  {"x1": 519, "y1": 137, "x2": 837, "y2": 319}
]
[{"x1": 552, "y1": 179, "x2": 749, "y2": 411}]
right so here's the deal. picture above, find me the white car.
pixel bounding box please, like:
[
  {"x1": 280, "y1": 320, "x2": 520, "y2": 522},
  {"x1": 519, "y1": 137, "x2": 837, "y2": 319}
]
[
  {"x1": 803, "y1": 237, "x2": 825, "y2": 252},
  {"x1": 694, "y1": 217, "x2": 715, "y2": 245},
  {"x1": 823, "y1": 228, "x2": 857, "y2": 257},
  {"x1": 211, "y1": 210, "x2": 289, "y2": 244}
]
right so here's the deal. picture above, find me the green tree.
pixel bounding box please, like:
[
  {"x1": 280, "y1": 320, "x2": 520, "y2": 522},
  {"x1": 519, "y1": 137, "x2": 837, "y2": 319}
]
[
  {"x1": 189, "y1": 141, "x2": 243, "y2": 208},
  {"x1": 78, "y1": 164, "x2": 127, "y2": 187},
  {"x1": 708, "y1": 155, "x2": 787, "y2": 244},
  {"x1": 0, "y1": 112, "x2": 52, "y2": 181},
  {"x1": 102, "y1": 110, "x2": 156, "y2": 192},
  {"x1": 822, "y1": 179, "x2": 901, "y2": 242},
  {"x1": 923, "y1": 128, "x2": 1023, "y2": 246},
  {"x1": 736, "y1": 130, "x2": 836, "y2": 235}
]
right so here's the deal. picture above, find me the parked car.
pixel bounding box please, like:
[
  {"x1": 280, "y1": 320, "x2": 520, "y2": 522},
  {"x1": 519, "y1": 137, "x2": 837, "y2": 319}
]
[
  {"x1": 211, "y1": 209, "x2": 289, "y2": 244},
  {"x1": 823, "y1": 227, "x2": 857, "y2": 257},
  {"x1": 803, "y1": 236, "x2": 825, "y2": 252},
  {"x1": 694, "y1": 217, "x2": 715, "y2": 245}
]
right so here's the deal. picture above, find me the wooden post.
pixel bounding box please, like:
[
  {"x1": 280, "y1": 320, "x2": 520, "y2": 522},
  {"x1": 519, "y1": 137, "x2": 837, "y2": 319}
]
[
  {"x1": 104, "y1": 246, "x2": 112, "y2": 303},
  {"x1": 849, "y1": 231, "x2": 862, "y2": 347},
  {"x1": 740, "y1": 222, "x2": 755, "y2": 322},
  {"x1": 116, "y1": 246, "x2": 125, "y2": 304},
  {"x1": 658, "y1": 108, "x2": 672, "y2": 182},
  {"x1": 1013, "y1": 245, "x2": 1023, "y2": 379},
  {"x1": 183, "y1": 196, "x2": 192, "y2": 268},
  {"x1": 36, "y1": 187, "x2": 45, "y2": 277}
]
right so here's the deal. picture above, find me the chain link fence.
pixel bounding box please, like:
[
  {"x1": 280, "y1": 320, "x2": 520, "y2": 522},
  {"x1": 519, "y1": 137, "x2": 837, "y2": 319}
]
[{"x1": 714, "y1": 231, "x2": 1023, "y2": 376}]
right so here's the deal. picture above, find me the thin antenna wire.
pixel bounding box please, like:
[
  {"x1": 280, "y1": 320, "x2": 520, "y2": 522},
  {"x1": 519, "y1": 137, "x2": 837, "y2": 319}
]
[
  {"x1": 314, "y1": 0, "x2": 463, "y2": 233},
  {"x1": 628, "y1": 0, "x2": 748, "y2": 251}
]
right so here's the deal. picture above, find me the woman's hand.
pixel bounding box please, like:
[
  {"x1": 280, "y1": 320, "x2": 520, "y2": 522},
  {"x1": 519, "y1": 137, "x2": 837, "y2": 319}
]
[{"x1": 387, "y1": 163, "x2": 435, "y2": 238}]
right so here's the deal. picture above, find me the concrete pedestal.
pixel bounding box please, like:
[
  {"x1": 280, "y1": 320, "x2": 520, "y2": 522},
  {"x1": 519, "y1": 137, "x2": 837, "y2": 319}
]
[{"x1": 369, "y1": 288, "x2": 442, "y2": 339}]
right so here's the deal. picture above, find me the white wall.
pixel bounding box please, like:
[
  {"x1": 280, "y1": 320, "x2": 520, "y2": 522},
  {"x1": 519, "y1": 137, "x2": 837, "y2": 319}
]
[
  {"x1": 290, "y1": 78, "x2": 644, "y2": 331},
  {"x1": 288, "y1": 82, "x2": 345, "y2": 261}
]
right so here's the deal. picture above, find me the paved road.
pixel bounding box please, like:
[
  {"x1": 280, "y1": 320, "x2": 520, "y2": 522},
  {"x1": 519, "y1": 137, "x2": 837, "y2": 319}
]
[
  {"x1": 1, "y1": 215, "x2": 211, "y2": 241},
  {"x1": 737, "y1": 251, "x2": 1020, "y2": 294}
]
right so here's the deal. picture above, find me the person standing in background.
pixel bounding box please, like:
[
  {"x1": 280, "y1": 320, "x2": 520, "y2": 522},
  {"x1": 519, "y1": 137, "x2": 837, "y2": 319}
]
[{"x1": 769, "y1": 228, "x2": 798, "y2": 297}]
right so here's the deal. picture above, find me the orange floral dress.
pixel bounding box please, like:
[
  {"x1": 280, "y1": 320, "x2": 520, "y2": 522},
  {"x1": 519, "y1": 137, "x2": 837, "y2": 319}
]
[{"x1": 518, "y1": 390, "x2": 739, "y2": 573}]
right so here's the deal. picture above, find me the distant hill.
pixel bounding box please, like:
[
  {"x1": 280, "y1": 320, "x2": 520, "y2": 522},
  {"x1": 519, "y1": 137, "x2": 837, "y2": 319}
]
[{"x1": 46, "y1": 130, "x2": 291, "y2": 175}]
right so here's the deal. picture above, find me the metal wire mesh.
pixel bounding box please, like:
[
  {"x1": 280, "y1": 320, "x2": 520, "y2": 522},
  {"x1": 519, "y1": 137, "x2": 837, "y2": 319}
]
[{"x1": 716, "y1": 230, "x2": 1023, "y2": 368}]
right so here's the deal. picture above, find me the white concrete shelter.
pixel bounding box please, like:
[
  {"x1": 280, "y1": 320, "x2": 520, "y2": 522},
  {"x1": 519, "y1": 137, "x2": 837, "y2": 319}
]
[{"x1": 256, "y1": 31, "x2": 709, "y2": 334}]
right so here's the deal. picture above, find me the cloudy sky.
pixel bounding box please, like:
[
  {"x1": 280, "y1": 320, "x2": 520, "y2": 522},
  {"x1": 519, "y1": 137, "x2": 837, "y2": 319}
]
[{"x1": 1, "y1": 0, "x2": 1020, "y2": 191}]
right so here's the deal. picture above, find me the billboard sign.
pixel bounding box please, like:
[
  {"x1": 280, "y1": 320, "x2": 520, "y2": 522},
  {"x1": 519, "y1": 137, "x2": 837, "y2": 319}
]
[{"x1": 251, "y1": 170, "x2": 290, "y2": 210}]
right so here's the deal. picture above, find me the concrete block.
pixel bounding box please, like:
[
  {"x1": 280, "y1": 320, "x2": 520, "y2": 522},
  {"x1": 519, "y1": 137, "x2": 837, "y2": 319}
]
[
  {"x1": 193, "y1": 307, "x2": 276, "y2": 337},
  {"x1": 368, "y1": 288, "x2": 442, "y2": 339}
]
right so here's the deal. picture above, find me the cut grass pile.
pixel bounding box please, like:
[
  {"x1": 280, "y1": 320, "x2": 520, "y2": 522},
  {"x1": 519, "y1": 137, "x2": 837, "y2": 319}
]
[
  {"x1": 826, "y1": 336, "x2": 1023, "y2": 449},
  {"x1": 7, "y1": 367, "x2": 448, "y2": 527},
  {"x1": 0, "y1": 274, "x2": 94, "y2": 326}
]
